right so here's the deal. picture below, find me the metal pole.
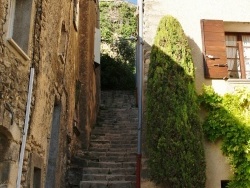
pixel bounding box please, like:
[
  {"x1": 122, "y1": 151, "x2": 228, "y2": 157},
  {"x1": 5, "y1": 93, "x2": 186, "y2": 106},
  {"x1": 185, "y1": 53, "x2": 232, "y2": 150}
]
[
  {"x1": 136, "y1": 0, "x2": 143, "y2": 187},
  {"x1": 16, "y1": 68, "x2": 35, "y2": 188}
]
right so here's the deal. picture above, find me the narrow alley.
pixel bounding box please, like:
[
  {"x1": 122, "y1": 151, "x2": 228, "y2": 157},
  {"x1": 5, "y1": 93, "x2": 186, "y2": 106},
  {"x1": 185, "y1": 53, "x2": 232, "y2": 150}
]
[{"x1": 71, "y1": 90, "x2": 138, "y2": 188}]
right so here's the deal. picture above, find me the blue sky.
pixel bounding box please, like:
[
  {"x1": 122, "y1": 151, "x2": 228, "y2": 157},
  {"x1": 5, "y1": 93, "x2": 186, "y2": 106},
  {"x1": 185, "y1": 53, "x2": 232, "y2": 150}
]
[{"x1": 126, "y1": 0, "x2": 137, "y2": 4}]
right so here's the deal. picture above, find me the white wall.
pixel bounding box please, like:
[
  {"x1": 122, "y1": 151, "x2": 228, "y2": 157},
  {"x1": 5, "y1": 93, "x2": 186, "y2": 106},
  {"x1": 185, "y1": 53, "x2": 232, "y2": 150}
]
[
  {"x1": 143, "y1": 0, "x2": 250, "y2": 94},
  {"x1": 143, "y1": 0, "x2": 250, "y2": 187}
]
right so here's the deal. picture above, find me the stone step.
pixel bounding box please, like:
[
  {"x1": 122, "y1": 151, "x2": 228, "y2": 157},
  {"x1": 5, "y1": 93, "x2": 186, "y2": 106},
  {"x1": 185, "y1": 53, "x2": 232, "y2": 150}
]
[
  {"x1": 93, "y1": 123, "x2": 138, "y2": 129},
  {"x1": 92, "y1": 135, "x2": 137, "y2": 139},
  {"x1": 92, "y1": 128, "x2": 137, "y2": 132},
  {"x1": 92, "y1": 129, "x2": 137, "y2": 134},
  {"x1": 98, "y1": 113, "x2": 138, "y2": 117},
  {"x1": 99, "y1": 107, "x2": 137, "y2": 111},
  {"x1": 98, "y1": 115, "x2": 138, "y2": 120},
  {"x1": 79, "y1": 91, "x2": 138, "y2": 187},
  {"x1": 97, "y1": 115, "x2": 138, "y2": 119},
  {"x1": 83, "y1": 161, "x2": 136, "y2": 168},
  {"x1": 84, "y1": 151, "x2": 137, "y2": 158},
  {"x1": 91, "y1": 135, "x2": 137, "y2": 141},
  {"x1": 80, "y1": 180, "x2": 135, "y2": 188},
  {"x1": 94, "y1": 123, "x2": 138, "y2": 128},
  {"x1": 82, "y1": 167, "x2": 136, "y2": 175},
  {"x1": 91, "y1": 139, "x2": 137, "y2": 144},
  {"x1": 96, "y1": 120, "x2": 138, "y2": 125},
  {"x1": 90, "y1": 140, "x2": 137, "y2": 145},
  {"x1": 90, "y1": 143, "x2": 137, "y2": 149},
  {"x1": 82, "y1": 174, "x2": 136, "y2": 181},
  {"x1": 97, "y1": 117, "x2": 137, "y2": 121},
  {"x1": 87, "y1": 155, "x2": 136, "y2": 163},
  {"x1": 88, "y1": 147, "x2": 137, "y2": 153}
]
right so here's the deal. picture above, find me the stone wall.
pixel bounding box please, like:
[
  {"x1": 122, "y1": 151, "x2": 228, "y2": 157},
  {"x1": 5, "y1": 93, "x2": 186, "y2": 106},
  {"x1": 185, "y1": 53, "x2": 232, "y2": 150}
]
[
  {"x1": 0, "y1": 0, "x2": 100, "y2": 187},
  {"x1": 78, "y1": 0, "x2": 100, "y2": 150}
]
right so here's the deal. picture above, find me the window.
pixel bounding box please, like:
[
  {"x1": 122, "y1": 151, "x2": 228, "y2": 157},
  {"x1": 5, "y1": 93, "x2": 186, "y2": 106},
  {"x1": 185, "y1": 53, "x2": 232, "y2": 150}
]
[
  {"x1": 221, "y1": 180, "x2": 230, "y2": 188},
  {"x1": 33, "y1": 167, "x2": 41, "y2": 188},
  {"x1": 201, "y1": 20, "x2": 250, "y2": 79},
  {"x1": 7, "y1": 0, "x2": 33, "y2": 59},
  {"x1": 226, "y1": 33, "x2": 250, "y2": 79},
  {"x1": 58, "y1": 22, "x2": 68, "y2": 64},
  {"x1": 73, "y1": 0, "x2": 79, "y2": 31},
  {"x1": 30, "y1": 153, "x2": 43, "y2": 188},
  {"x1": 94, "y1": 28, "x2": 101, "y2": 64}
]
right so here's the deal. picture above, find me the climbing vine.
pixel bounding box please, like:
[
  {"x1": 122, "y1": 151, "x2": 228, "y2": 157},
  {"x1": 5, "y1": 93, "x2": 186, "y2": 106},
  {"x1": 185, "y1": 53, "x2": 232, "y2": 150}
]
[
  {"x1": 199, "y1": 86, "x2": 250, "y2": 187},
  {"x1": 146, "y1": 15, "x2": 206, "y2": 187}
]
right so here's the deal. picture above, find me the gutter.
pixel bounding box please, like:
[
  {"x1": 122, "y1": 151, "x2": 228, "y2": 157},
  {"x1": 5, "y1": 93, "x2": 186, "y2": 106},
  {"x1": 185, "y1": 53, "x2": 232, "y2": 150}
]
[
  {"x1": 16, "y1": 68, "x2": 35, "y2": 188},
  {"x1": 136, "y1": 0, "x2": 143, "y2": 187}
]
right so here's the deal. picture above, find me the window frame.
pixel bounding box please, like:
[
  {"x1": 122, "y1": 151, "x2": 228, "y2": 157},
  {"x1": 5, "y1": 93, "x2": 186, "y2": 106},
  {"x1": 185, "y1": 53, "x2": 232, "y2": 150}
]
[
  {"x1": 201, "y1": 19, "x2": 250, "y2": 80},
  {"x1": 7, "y1": 0, "x2": 34, "y2": 61},
  {"x1": 225, "y1": 32, "x2": 250, "y2": 79}
]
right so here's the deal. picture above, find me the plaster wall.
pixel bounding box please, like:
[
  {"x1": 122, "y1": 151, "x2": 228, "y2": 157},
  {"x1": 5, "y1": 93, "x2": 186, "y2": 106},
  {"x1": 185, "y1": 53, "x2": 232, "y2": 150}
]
[
  {"x1": 143, "y1": 0, "x2": 250, "y2": 187},
  {"x1": 143, "y1": 0, "x2": 250, "y2": 93}
]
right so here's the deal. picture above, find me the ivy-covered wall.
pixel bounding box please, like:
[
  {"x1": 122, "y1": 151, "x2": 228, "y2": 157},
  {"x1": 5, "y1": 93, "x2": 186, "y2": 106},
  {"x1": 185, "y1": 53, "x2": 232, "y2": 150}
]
[{"x1": 199, "y1": 86, "x2": 250, "y2": 188}]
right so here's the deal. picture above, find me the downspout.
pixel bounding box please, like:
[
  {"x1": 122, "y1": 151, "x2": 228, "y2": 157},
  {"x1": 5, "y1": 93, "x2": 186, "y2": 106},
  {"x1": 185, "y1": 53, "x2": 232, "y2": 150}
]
[
  {"x1": 16, "y1": 67, "x2": 35, "y2": 188},
  {"x1": 136, "y1": 0, "x2": 143, "y2": 187}
]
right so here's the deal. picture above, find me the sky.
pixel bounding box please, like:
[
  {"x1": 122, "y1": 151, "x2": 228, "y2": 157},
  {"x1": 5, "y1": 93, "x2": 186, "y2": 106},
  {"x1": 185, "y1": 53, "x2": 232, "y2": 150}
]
[{"x1": 126, "y1": 0, "x2": 137, "y2": 5}]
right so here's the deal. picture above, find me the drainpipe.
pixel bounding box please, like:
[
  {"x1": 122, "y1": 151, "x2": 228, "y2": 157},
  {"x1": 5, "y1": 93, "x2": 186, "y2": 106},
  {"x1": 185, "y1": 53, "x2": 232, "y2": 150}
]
[
  {"x1": 16, "y1": 68, "x2": 35, "y2": 188},
  {"x1": 136, "y1": 0, "x2": 143, "y2": 187}
]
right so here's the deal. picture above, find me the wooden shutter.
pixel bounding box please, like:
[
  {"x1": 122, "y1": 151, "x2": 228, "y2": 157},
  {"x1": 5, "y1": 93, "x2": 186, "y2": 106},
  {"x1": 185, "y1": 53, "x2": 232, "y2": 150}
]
[{"x1": 201, "y1": 20, "x2": 228, "y2": 79}]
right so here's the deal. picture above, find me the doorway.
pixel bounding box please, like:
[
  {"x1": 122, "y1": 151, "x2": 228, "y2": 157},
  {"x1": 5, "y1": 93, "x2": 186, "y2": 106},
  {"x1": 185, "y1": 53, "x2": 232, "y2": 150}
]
[{"x1": 45, "y1": 104, "x2": 61, "y2": 188}]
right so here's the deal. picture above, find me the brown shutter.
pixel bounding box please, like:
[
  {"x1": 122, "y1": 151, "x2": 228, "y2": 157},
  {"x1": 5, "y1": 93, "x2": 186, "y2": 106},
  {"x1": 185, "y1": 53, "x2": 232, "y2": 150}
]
[{"x1": 201, "y1": 20, "x2": 228, "y2": 79}]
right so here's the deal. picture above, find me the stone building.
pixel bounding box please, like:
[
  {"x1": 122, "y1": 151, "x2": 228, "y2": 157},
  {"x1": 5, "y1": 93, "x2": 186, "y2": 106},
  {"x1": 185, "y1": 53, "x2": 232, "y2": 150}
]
[
  {"x1": 142, "y1": 0, "x2": 250, "y2": 187},
  {"x1": 0, "y1": 0, "x2": 100, "y2": 187}
]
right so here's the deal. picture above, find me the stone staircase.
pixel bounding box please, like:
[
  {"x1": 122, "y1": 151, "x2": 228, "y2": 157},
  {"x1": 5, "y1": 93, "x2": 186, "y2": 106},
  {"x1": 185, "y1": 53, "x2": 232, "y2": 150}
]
[{"x1": 80, "y1": 90, "x2": 138, "y2": 188}]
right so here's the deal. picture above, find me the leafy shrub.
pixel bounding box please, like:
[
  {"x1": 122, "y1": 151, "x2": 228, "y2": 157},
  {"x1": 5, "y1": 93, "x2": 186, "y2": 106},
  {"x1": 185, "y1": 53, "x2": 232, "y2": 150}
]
[
  {"x1": 100, "y1": 1, "x2": 137, "y2": 66},
  {"x1": 101, "y1": 54, "x2": 135, "y2": 90},
  {"x1": 199, "y1": 86, "x2": 250, "y2": 187},
  {"x1": 100, "y1": 1, "x2": 137, "y2": 90},
  {"x1": 146, "y1": 15, "x2": 206, "y2": 187}
]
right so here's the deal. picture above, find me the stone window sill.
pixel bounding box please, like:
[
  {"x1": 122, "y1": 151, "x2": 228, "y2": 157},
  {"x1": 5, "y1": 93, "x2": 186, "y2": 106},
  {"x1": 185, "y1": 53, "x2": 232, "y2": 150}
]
[
  {"x1": 227, "y1": 79, "x2": 250, "y2": 84},
  {"x1": 7, "y1": 38, "x2": 30, "y2": 61}
]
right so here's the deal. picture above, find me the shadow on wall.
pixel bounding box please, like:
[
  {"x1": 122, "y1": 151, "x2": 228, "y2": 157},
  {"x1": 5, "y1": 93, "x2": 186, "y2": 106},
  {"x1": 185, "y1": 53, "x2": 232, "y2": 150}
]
[
  {"x1": 187, "y1": 36, "x2": 212, "y2": 92},
  {"x1": 142, "y1": 36, "x2": 212, "y2": 109}
]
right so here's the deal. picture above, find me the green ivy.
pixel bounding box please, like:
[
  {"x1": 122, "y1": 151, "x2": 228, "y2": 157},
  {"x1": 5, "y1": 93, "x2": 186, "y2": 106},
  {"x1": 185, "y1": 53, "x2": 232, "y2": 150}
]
[
  {"x1": 199, "y1": 86, "x2": 250, "y2": 187},
  {"x1": 146, "y1": 15, "x2": 206, "y2": 187}
]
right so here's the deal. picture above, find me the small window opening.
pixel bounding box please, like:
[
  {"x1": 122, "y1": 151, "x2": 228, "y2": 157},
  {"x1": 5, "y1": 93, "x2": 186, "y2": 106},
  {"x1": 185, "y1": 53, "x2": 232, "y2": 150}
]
[
  {"x1": 0, "y1": 132, "x2": 10, "y2": 162},
  {"x1": 73, "y1": 0, "x2": 79, "y2": 31},
  {"x1": 33, "y1": 167, "x2": 41, "y2": 188},
  {"x1": 221, "y1": 180, "x2": 230, "y2": 188},
  {"x1": 8, "y1": 0, "x2": 33, "y2": 57},
  {"x1": 58, "y1": 22, "x2": 68, "y2": 63}
]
